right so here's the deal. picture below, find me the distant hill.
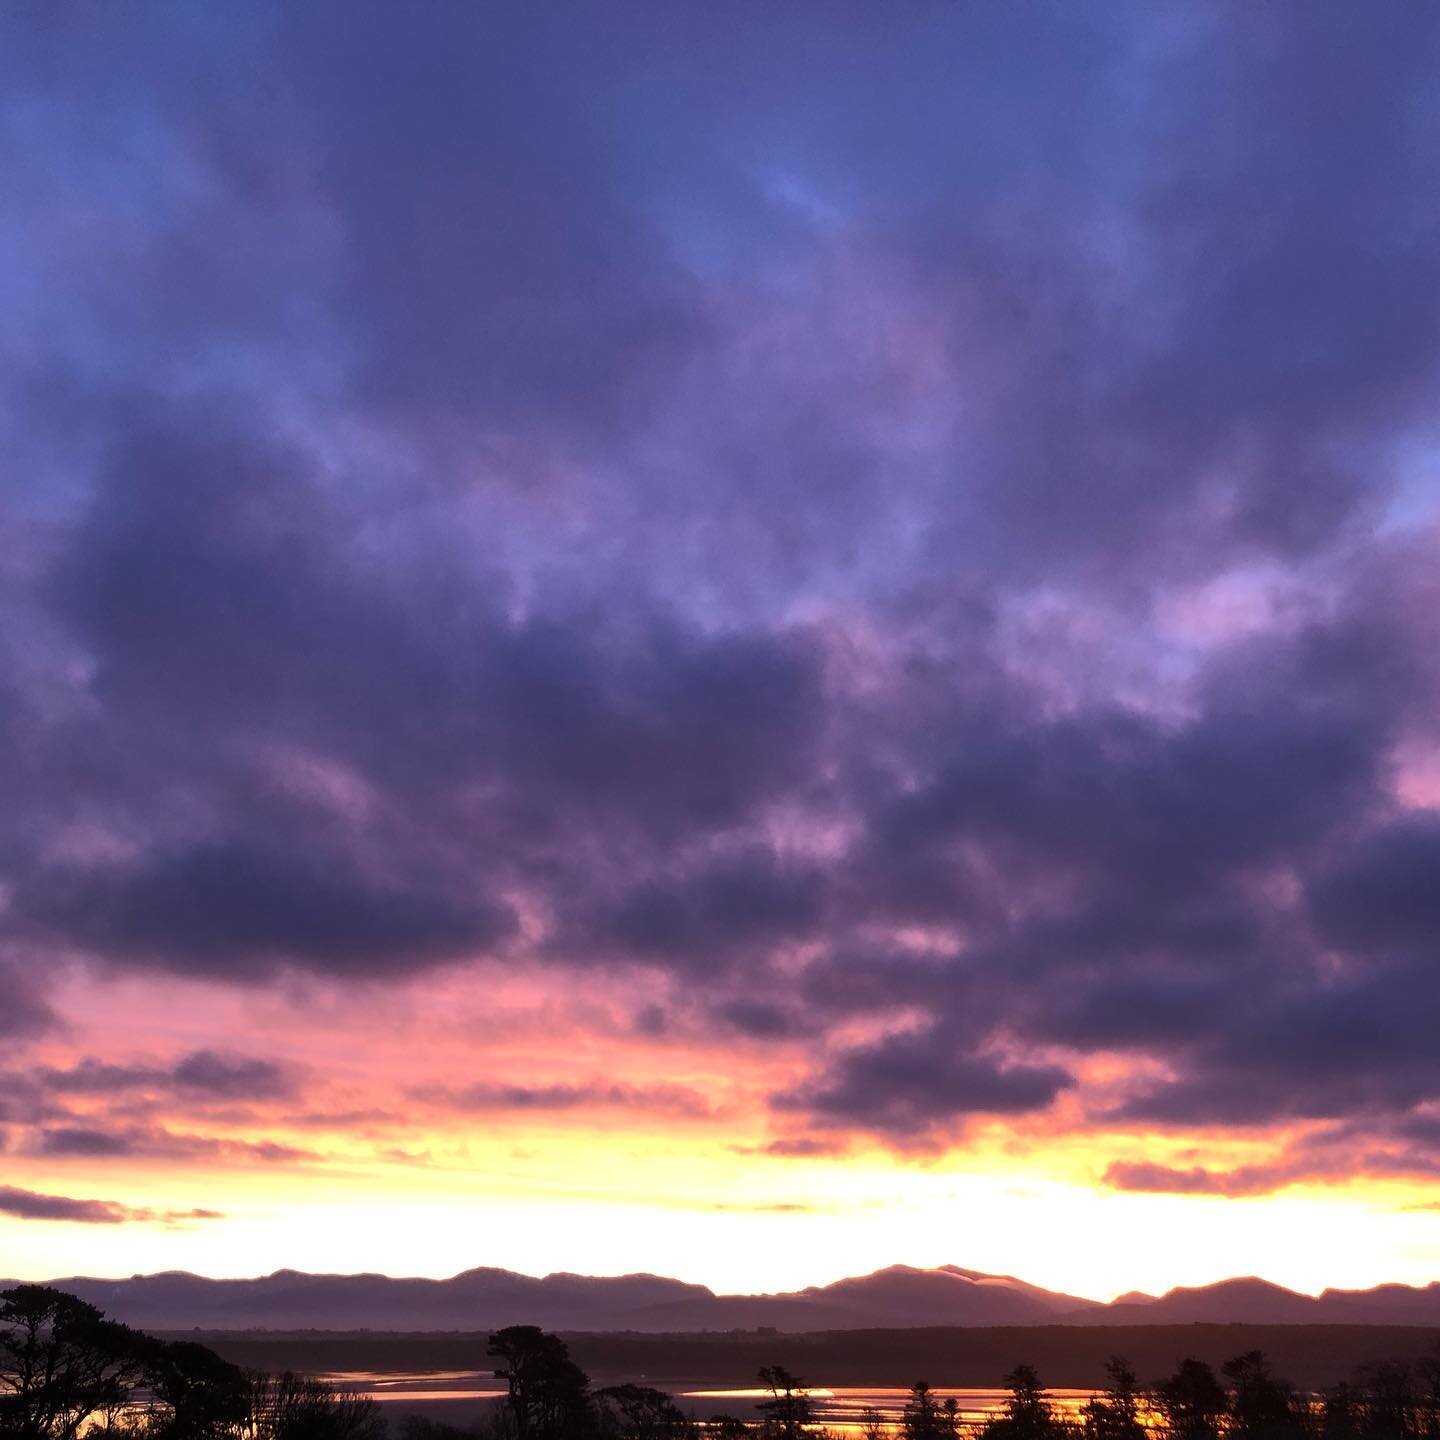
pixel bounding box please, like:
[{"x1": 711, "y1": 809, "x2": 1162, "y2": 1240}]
[
  {"x1": 11, "y1": 1262, "x2": 1440, "y2": 1333},
  {"x1": 195, "y1": 1323, "x2": 1440, "y2": 1392},
  {"x1": 615, "y1": 1264, "x2": 1099, "y2": 1332},
  {"x1": 1076, "y1": 1276, "x2": 1440, "y2": 1327},
  {"x1": 1075, "y1": 1277, "x2": 1327, "y2": 1326},
  {"x1": 13, "y1": 1267, "x2": 713, "y2": 1333}
]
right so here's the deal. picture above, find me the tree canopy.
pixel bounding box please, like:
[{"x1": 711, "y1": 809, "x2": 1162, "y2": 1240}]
[{"x1": 0, "y1": 1285, "x2": 382, "y2": 1440}]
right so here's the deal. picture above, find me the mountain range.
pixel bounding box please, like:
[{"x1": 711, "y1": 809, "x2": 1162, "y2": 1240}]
[{"x1": 14, "y1": 1264, "x2": 1440, "y2": 1333}]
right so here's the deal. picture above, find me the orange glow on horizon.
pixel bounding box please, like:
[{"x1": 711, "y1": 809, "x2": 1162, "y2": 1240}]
[{"x1": 6, "y1": 967, "x2": 1440, "y2": 1303}]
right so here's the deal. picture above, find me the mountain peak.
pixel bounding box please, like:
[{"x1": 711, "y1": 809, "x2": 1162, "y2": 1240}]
[
  {"x1": 12, "y1": 1264, "x2": 1440, "y2": 1333},
  {"x1": 1165, "y1": 1275, "x2": 1305, "y2": 1297}
]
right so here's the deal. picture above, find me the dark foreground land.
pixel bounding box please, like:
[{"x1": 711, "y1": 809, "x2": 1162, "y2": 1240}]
[{"x1": 177, "y1": 1323, "x2": 1440, "y2": 1391}]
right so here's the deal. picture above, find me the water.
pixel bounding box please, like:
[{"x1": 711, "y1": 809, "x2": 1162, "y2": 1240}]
[
  {"x1": 682, "y1": 1387, "x2": 1099, "y2": 1432},
  {"x1": 318, "y1": 1374, "x2": 1101, "y2": 1432},
  {"x1": 316, "y1": 1370, "x2": 506, "y2": 1404}
]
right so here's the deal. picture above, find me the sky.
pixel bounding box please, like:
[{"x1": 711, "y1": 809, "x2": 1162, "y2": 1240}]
[{"x1": 2, "y1": 1, "x2": 1440, "y2": 1303}]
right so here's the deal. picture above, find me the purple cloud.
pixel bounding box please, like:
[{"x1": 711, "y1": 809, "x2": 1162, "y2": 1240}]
[
  {"x1": 412, "y1": 1081, "x2": 714, "y2": 1120},
  {"x1": 35, "y1": 1125, "x2": 312, "y2": 1165},
  {"x1": 774, "y1": 1027, "x2": 1075, "y2": 1142},
  {"x1": 0, "y1": 1185, "x2": 223, "y2": 1226},
  {"x1": 0, "y1": 0, "x2": 1438, "y2": 1176},
  {"x1": 0, "y1": 1185, "x2": 130, "y2": 1224},
  {"x1": 40, "y1": 1050, "x2": 296, "y2": 1102}
]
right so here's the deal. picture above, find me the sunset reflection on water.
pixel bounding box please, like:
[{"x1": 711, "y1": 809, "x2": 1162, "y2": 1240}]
[{"x1": 320, "y1": 1375, "x2": 1103, "y2": 1431}]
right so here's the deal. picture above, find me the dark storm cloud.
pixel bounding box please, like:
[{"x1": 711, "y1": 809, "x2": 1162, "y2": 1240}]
[
  {"x1": 0, "y1": 962, "x2": 55, "y2": 1040},
  {"x1": 870, "y1": 691, "x2": 1380, "y2": 897},
  {"x1": 927, "y1": 3, "x2": 1440, "y2": 580},
  {"x1": 774, "y1": 1026, "x2": 1075, "y2": 1141},
  {"x1": 592, "y1": 853, "x2": 826, "y2": 969},
  {"x1": 8, "y1": 4, "x2": 1434, "y2": 595},
  {"x1": 771, "y1": 589, "x2": 1423, "y2": 1141},
  {"x1": 1112, "y1": 952, "x2": 1440, "y2": 1129},
  {"x1": 21, "y1": 838, "x2": 515, "y2": 981},
  {"x1": 283, "y1": 3, "x2": 709, "y2": 458},
  {"x1": 1309, "y1": 816, "x2": 1440, "y2": 955},
  {"x1": 23, "y1": 382, "x2": 825, "y2": 806},
  {"x1": 3, "y1": 395, "x2": 823, "y2": 981},
  {"x1": 1, "y1": 0, "x2": 1439, "y2": 1165},
  {"x1": 714, "y1": 1000, "x2": 803, "y2": 1040}
]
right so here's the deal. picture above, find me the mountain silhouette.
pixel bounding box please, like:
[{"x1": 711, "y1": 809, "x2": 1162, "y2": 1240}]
[
  {"x1": 13, "y1": 1263, "x2": 1440, "y2": 1333},
  {"x1": 1076, "y1": 1277, "x2": 1325, "y2": 1325}
]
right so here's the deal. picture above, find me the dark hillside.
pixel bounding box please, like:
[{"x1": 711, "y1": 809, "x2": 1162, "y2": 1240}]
[{"x1": 182, "y1": 1322, "x2": 1440, "y2": 1392}]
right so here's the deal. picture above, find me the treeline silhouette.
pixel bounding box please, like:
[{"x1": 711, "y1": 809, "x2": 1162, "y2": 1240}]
[
  {"x1": 10, "y1": 1286, "x2": 1440, "y2": 1440},
  {"x1": 424, "y1": 1333, "x2": 1440, "y2": 1440},
  {"x1": 0, "y1": 1285, "x2": 385, "y2": 1439}
]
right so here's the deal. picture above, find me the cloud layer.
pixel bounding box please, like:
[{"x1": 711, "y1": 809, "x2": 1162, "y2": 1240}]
[{"x1": 3, "y1": 1, "x2": 1440, "y2": 1207}]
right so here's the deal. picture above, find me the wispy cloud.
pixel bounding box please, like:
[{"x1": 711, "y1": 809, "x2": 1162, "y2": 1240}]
[
  {"x1": 0, "y1": 1184, "x2": 222, "y2": 1227},
  {"x1": 411, "y1": 1081, "x2": 715, "y2": 1120}
]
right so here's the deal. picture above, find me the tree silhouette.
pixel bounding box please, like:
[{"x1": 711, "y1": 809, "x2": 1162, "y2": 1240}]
[
  {"x1": 1083, "y1": 1356, "x2": 1146, "y2": 1440},
  {"x1": 488, "y1": 1325, "x2": 594, "y2": 1440},
  {"x1": 1156, "y1": 1358, "x2": 1229, "y2": 1440},
  {"x1": 1223, "y1": 1350, "x2": 1305, "y2": 1440},
  {"x1": 704, "y1": 1417, "x2": 753, "y2": 1440},
  {"x1": 0, "y1": 1283, "x2": 390, "y2": 1440},
  {"x1": 137, "y1": 1339, "x2": 251, "y2": 1439},
  {"x1": 242, "y1": 1371, "x2": 386, "y2": 1440},
  {"x1": 756, "y1": 1366, "x2": 813, "y2": 1440},
  {"x1": 0, "y1": 1285, "x2": 148, "y2": 1440},
  {"x1": 397, "y1": 1419, "x2": 490, "y2": 1440},
  {"x1": 594, "y1": 1382, "x2": 691, "y2": 1439},
  {"x1": 981, "y1": 1364, "x2": 1063, "y2": 1440},
  {"x1": 858, "y1": 1406, "x2": 889, "y2": 1440},
  {"x1": 903, "y1": 1381, "x2": 958, "y2": 1439},
  {"x1": 1321, "y1": 1381, "x2": 1362, "y2": 1440},
  {"x1": 1349, "y1": 1360, "x2": 1421, "y2": 1440}
]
